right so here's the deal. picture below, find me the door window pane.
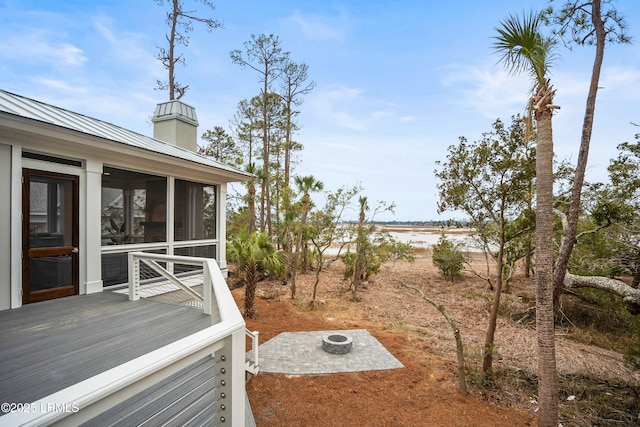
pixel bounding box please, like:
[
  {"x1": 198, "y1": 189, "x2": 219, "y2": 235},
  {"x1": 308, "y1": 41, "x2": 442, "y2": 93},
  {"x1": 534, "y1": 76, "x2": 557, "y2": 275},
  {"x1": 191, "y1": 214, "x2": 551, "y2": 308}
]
[{"x1": 29, "y1": 178, "x2": 73, "y2": 247}]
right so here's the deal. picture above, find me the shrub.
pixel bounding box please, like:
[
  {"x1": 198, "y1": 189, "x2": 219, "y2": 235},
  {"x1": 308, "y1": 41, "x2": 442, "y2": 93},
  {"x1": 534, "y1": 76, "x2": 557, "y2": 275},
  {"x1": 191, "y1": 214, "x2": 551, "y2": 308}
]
[{"x1": 432, "y1": 234, "x2": 466, "y2": 281}]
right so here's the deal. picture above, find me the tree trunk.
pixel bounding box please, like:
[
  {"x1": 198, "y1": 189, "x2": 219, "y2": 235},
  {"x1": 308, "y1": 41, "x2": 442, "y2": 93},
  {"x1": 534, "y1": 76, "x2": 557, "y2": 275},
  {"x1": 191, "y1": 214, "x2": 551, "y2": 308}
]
[
  {"x1": 553, "y1": 0, "x2": 605, "y2": 311},
  {"x1": 632, "y1": 266, "x2": 640, "y2": 289},
  {"x1": 310, "y1": 257, "x2": 323, "y2": 307},
  {"x1": 244, "y1": 265, "x2": 258, "y2": 318},
  {"x1": 352, "y1": 212, "x2": 365, "y2": 300},
  {"x1": 534, "y1": 90, "x2": 559, "y2": 427},
  {"x1": 281, "y1": 187, "x2": 294, "y2": 284},
  {"x1": 482, "y1": 215, "x2": 506, "y2": 374},
  {"x1": 168, "y1": 0, "x2": 179, "y2": 100},
  {"x1": 260, "y1": 64, "x2": 269, "y2": 235},
  {"x1": 284, "y1": 102, "x2": 292, "y2": 191},
  {"x1": 248, "y1": 182, "x2": 256, "y2": 235},
  {"x1": 302, "y1": 243, "x2": 310, "y2": 272},
  {"x1": 290, "y1": 196, "x2": 309, "y2": 299},
  {"x1": 352, "y1": 249, "x2": 363, "y2": 299}
]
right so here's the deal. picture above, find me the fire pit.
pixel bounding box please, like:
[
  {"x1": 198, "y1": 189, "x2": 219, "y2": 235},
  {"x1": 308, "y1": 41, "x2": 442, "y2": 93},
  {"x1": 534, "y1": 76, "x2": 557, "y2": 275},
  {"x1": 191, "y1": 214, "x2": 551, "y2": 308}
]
[{"x1": 322, "y1": 333, "x2": 353, "y2": 354}]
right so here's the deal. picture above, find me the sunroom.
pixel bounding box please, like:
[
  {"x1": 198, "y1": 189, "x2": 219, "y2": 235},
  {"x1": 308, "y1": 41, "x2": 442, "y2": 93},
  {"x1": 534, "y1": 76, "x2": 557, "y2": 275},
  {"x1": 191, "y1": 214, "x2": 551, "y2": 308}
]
[
  {"x1": 0, "y1": 89, "x2": 252, "y2": 308},
  {"x1": 0, "y1": 89, "x2": 255, "y2": 425}
]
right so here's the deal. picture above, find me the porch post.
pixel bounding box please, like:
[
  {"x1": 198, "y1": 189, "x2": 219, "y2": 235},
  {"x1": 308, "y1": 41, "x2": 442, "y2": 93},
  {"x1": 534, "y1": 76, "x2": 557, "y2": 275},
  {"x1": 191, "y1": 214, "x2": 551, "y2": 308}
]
[
  {"x1": 0, "y1": 143, "x2": 11, "y2": 310},
  {"x1": 10, "y1": 143, "x2": 22, "y2": 308},
  {"x1": 217, "y1": 183, "x2": 228, "y2": 276},
  {"x1": 85, "y1": 160, "x2": 104, "y2": 293}
]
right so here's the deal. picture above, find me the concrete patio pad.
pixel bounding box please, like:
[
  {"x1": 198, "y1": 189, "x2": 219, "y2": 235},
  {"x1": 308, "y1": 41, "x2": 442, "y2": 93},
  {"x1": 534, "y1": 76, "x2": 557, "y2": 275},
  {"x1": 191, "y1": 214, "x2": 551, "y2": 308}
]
[{"x1": 256, "y1": 329, "x2": 404, "y2": 375}]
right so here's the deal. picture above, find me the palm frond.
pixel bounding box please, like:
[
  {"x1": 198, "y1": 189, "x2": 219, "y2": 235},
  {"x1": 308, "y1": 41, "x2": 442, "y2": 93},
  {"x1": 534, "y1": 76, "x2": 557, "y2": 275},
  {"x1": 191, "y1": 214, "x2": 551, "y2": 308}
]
[{"x1": 493, "y1": 11, "x2": 556, "y2": 86}]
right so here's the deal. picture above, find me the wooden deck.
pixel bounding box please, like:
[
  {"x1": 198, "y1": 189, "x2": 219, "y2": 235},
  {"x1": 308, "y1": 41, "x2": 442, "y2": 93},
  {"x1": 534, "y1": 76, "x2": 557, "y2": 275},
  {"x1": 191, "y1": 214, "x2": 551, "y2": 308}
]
[{"x1": 0, "y1": 292, "x2": 211, "y2": 405}]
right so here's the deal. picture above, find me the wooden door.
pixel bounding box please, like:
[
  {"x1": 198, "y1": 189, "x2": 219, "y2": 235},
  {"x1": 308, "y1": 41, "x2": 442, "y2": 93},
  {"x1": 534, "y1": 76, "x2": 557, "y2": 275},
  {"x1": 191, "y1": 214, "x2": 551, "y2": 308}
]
[{"x1": 22, "y1": 169, "x2": 79, "y2": 304}]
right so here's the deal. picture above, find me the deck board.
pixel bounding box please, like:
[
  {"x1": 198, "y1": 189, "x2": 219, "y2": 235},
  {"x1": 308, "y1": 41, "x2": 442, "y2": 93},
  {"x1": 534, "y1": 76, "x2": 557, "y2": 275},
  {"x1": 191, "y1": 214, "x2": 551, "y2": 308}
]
[{"x1": 0, "y1": 292, "x2": 210, "y2": 405}]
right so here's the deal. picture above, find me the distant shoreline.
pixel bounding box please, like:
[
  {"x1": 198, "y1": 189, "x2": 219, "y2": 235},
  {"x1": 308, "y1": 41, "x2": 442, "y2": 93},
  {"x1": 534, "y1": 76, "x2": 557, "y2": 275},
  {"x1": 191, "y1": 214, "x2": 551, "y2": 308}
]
[
  {"x1": 379, "y1": 224, "x2": 472, "y2": 235},
  {"x1": 325, "y1": 224, "x2": 477, "y2": 255}
]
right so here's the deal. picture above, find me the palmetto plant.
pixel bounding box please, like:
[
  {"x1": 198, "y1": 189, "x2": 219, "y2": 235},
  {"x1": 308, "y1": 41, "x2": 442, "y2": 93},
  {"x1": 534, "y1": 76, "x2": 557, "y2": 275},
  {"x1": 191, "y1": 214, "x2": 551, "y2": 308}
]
[{"x1": 228, "y1": 229, "x2": 284, "y2": 318}]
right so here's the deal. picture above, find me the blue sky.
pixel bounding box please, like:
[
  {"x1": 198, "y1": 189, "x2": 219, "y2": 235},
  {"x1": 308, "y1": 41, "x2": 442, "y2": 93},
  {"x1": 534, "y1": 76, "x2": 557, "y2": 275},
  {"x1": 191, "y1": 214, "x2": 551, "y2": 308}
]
[{"x1": 2, "y1": 0, "x2": 640, "y2": 221}]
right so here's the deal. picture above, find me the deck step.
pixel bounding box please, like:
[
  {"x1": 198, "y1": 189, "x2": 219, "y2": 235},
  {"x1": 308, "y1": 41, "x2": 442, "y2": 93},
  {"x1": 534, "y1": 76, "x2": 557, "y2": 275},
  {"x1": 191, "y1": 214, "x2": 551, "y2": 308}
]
[{"x1": 245, "y1": 359, "x2": 259, "y2": 375}]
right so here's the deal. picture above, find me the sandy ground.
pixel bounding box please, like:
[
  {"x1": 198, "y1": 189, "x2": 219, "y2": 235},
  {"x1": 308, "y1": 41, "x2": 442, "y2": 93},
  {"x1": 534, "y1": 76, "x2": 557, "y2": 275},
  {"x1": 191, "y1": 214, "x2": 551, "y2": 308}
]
[{"x1": 235, "y1": 252, "x2": 639, "y2": 426}]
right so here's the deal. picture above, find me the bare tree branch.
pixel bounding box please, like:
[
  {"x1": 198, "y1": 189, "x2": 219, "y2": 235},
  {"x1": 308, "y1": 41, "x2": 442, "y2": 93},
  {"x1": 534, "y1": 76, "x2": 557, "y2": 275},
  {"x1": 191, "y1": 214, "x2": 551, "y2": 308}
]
[
  {"x1": 564, "y1": 272, "x2": 640, "y2": 314},
  {"x1": 391, "y1": 265, "x2": 468, "y2": 395}
]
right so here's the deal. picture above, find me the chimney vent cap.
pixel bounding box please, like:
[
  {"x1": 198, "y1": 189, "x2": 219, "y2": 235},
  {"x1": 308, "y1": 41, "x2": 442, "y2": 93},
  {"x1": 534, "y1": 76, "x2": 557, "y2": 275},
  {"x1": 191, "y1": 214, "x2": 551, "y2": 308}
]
[{"x1": 151, "y1": 100, "x2": 198, "y2": 125}]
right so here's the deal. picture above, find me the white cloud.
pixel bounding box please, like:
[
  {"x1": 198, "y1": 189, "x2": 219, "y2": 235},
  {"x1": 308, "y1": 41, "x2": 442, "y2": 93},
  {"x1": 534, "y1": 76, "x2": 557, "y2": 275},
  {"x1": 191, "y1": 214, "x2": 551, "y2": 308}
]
[
  {"x1": 29, "y1": 77, "x2": 87, "y2": 94},
  {"x1": 94, "y1": 19, "x2": 118, "y2": 45},
  {"x1": 0, "y1": 31, "x2": 87, "y2": 67},
  {"x1": 599, "y1": 66, "x2": 640, "y2": 99},
  {"x1": 441, "y1": 62, "x2": 530, "y2": 119},
  {"x1": 284, "y1": 9, "x2": 348, "y2": 41},
  {"x1": 91, "y1": 16, "x2": 160, "y2": 78},
  {"x1": 442, "y1": 59, "x2": 640, "y2": 128},
  {"x1": 309, "y1": 84, "x2": 397, "y2": 131}
]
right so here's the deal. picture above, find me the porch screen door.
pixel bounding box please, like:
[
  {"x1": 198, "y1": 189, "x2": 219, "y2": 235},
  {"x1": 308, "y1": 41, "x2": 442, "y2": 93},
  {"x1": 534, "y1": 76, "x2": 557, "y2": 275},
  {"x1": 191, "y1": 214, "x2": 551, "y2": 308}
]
[{"x1": 22, "y1": 169, "x2": 79, "y2": 304}]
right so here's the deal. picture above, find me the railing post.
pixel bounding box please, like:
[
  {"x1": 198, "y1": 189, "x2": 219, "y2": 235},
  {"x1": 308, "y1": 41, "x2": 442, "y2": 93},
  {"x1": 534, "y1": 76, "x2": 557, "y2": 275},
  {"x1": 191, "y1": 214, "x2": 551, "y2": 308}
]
[
  {"x1": 128, "y1": 252, "x2": 140, "y2": 301},
  {"x1": 252, "y1": 331, "x2": 259, "y2": 374},
  {"x1": 230, "y1": 328, "x2": 246, "y2": 426},
  {"x1": 244, "y1": 329, "x2": 260, "y2": 375},
  {"x1": 203, "y1": 261, "x2": 212, "y2": 317},
  {"x1": 213, "y1": 344, "x2": 230, "y2": 425},
  {"x1": 213, "y1": 332, "x2": 245, "y2": 427}
]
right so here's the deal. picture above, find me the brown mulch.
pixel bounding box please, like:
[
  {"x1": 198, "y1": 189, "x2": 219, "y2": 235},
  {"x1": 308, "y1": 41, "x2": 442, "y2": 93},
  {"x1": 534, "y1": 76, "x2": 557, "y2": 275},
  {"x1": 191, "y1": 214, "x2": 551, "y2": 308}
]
[{"x1": 235, "y1": 254, "x2": 543, "y2": 427}]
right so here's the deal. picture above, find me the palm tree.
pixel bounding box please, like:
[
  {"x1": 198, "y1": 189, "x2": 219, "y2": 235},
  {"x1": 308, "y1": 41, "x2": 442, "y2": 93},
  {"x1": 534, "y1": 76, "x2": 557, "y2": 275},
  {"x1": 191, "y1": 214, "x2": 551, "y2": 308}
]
[
  {"x1": 289, "y1": 175, "x2": 323, "y2": 299},
  {"x1": 228, "y1": 229, "x2": 284, "y2": 318},
  {"x1": 494, "y1": 11, "x2": 559, "y2": 426},
  {"x1": 244, "y1": 163, "x2": 267, "y2": 235}
]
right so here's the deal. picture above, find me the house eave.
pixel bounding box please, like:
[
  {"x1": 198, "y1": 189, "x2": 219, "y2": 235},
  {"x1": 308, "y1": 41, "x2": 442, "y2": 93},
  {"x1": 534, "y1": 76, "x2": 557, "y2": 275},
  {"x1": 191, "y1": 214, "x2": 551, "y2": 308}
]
[{"x1": 0, "y1": 112, "x2": 252, "y2": 183}]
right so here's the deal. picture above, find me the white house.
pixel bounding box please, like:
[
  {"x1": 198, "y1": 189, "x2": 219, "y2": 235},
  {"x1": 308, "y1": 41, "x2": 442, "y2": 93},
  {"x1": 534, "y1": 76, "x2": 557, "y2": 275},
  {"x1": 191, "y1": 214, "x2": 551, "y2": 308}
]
[
  {"x1": 0, "y1": 90, "x2": 257, "y2": 426},
  {"x1": 0, "y1": 89, "x2": 252, "y2": 310}
]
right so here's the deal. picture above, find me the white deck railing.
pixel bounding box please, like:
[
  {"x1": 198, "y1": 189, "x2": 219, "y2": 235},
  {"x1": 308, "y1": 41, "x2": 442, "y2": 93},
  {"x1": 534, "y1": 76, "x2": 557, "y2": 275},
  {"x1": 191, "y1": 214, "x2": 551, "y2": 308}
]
[
  {"x1": 4, "y1": 252, "x2": 247, "y2": 426},
  {"x1": 245, "y1": 329, "x2": 260, "y2": 375},
  {"x1": 128, "y1": 252, "x2": 260, "y2": 374}
]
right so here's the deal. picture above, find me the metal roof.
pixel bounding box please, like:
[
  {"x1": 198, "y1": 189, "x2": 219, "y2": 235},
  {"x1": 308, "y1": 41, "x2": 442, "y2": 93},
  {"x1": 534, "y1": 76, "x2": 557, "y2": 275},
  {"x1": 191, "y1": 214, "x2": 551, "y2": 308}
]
[{"x1": 0, "y1": 89, "x2": 252, "y2": 180}]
